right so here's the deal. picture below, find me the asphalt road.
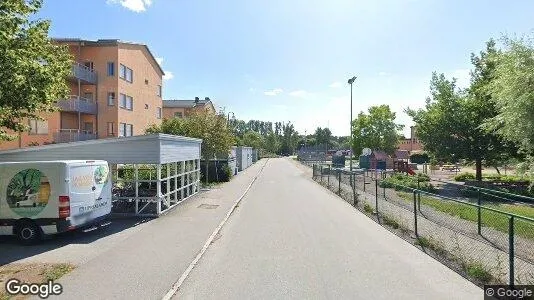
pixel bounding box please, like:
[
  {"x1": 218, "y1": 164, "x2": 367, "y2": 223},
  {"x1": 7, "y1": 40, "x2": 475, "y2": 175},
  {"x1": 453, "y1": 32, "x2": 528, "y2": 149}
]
[{"x1": 175, "y1": 158, "x2": 482, "y2": 300}]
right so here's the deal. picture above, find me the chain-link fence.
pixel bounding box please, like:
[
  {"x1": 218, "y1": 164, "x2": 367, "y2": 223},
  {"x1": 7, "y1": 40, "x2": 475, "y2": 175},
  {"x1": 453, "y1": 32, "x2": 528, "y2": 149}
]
[{"x1": 310, "y1": 163, "x2": 534, "y2": 286}]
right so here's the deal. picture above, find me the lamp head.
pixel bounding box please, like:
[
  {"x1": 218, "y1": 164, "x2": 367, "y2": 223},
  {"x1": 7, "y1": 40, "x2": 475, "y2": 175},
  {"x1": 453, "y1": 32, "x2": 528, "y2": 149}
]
[{"x1": 347, "y1": 76, "x2": 357, "y2": 85}]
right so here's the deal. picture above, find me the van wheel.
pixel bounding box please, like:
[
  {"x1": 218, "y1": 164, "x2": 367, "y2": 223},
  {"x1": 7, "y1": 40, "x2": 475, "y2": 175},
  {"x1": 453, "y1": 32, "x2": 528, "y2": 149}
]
[{"x1": 16, "y1": 221, "x2": 42, "y2": 245}]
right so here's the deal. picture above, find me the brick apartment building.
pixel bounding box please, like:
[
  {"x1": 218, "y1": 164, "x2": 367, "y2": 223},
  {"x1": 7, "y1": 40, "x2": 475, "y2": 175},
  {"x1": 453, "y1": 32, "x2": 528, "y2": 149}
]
[
  {"x1": 397, "y1": 126, "x2": 424, "y2": 153},
  {"x1": 0, "y1": 38, "x2": 164, "y2": 150},
  {"x1": 162, "y1": 97, "x2": 216, "y2": 119}
]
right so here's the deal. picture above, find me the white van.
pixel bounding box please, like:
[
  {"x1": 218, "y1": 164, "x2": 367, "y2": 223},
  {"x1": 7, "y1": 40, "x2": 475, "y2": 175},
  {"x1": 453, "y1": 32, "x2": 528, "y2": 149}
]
[{"x1": 0, "y1": 160, "x2": 112, "y2": 244}]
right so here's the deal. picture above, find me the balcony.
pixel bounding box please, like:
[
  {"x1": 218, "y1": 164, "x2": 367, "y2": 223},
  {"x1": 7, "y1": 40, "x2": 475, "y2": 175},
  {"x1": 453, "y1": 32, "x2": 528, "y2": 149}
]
[
  {"x1": 57, "y1": 95, "x2": 97, "y2": 114},
  {"x1": 70, "y1": 62, "x2": 97, "y2": 84},
  {"x1": 54, "y1": 129, "x2": 98, "y2": 144}
]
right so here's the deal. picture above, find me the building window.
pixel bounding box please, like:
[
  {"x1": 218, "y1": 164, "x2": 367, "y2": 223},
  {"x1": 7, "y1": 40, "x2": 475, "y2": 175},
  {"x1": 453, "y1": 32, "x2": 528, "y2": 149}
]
[
  {"x1": 126, "y1": 124, "x2": 133, "y2": 136},
  {"x1": 120, "y1": 64, "x2": 126, "y2": 79},
  {"x1": 107, "y1": 62, "x2": 115, "y2": 76},
  {"x1": 174, "y1": 112, "x2": 183, "y2": 118},
  {"x1": 120, "y1": 93, "x2": 126, "y2": 108},
  {"x1": 119, "y1": 64, "x2": 133, "y2": 83},
  {"x1": 145, "y1": 104, "x2": 149, "y2": 109},
  {"x1": 119, "y1": 94, "x2": 133, "y2": 110},
  {"x1": 157, "y1": 85, "x2": 162, "y2": 97},
  {"x1": 119, "y1": 123, "x2": 133, "y2": 137},
  {"x1": 157, "y1": 107, "x2": 162, "y2": 119},
  {"x1": 119, "y1": 123, "x2": 126, "y2": 137},
  {"x1": 107, "y1": 122, "x2": 114, "y2": 136},
  {"x1": 29, "y1": 119, "x2": 48, "y2": 135},
  {"x1": 145, "y1": 79, "x2": 149, "y2": 85},
  {"x1": 126, "y1": 96, "x2": 133, "y2": 110},
  {"x1": 108, "y1": 92, "x2": 115, "y2": 106}
]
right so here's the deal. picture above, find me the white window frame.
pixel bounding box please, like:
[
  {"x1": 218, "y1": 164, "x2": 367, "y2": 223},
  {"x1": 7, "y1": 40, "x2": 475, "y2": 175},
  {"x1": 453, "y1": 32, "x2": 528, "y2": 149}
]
[
  {"x1": 126, "y1": 96, "x2": 133, "y2": 110},
  {"x1": 28, "y1": 119, "x2": 48, "y2": 135},
  {"x1": 157, "y1": 107, "x2": 162, "y2": 119},
  {"x1": 119, "y1": 64, "x2": 126, "y2": 79},
  {"x1": 126, "y1": 124, "x2": 133, "y2": 137},
  {"x1": 119, "y1": 123, "x2": 126, "y2": 137},
  {"x1": 108, "y1": 92, "x2": 115, "y2": 106},
  {"x1": 157, "y1": 85, "x2": 162, "y2": 97}
]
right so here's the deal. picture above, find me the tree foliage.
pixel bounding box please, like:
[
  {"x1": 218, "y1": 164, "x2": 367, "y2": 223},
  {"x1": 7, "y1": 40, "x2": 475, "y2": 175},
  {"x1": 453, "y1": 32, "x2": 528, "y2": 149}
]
[
  {"x1": 241, "y1": 131, "x2": 264, "y2": 149},
  {"x1": 407, "y1": 41, "x2": 518, "y2": 180},
  {"x1": 146, "y1": 111, "x2": 235, "y2": 159},
  {"x1": 352, "y1": 105, "x2": 403, "y2": 156},
  {"x1": 485, "y1": 35, "x2": 534, "y2": 178},
  {"x1": 314, "y1": 127, "x2": 333, "y2": 148},
  {"x1": 0, "y1": 0, "x2": 72, "y2": 141}
]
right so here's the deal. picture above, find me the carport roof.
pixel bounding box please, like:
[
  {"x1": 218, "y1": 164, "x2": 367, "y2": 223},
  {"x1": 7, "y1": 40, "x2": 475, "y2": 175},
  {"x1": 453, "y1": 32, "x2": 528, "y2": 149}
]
[{"x1": 0, "y1": 134, "x2": 202, "y2": 165}]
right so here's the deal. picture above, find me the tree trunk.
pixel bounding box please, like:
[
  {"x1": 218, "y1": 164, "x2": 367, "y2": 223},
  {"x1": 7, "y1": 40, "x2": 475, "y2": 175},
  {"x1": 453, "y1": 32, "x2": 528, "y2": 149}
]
[
  {"x1": 493, "y1": 165, "x2": 501, "y2": 175},
  {"x1": 475, "y1": 158, "x2": 483, "y2": 181}
]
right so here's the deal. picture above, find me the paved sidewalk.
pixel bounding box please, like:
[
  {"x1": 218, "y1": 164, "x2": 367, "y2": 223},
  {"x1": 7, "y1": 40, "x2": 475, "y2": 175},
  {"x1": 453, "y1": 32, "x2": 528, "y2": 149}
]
[
  {"x1": 53, "y1": 159, "x2": 268, "y2": 300},
  {"x1": 176, "y1": 158, "x2": 481, "y2": 299}
]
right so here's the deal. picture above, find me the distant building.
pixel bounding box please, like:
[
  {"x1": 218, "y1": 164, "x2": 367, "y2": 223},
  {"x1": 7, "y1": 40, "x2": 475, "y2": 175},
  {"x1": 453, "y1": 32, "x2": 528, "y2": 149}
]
[
  {"x1": 162, "y1": 97, "x2": 216, "y2": 119},
  {"x1": 397, "y1": 126, "x2": 423, "y2": 153}
]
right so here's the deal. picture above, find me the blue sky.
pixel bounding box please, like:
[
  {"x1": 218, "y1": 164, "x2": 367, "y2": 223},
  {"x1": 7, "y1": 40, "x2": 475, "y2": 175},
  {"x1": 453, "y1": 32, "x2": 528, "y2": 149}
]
[{"x1": 39, "y1": 0, "x2": 534, "y2": 137}]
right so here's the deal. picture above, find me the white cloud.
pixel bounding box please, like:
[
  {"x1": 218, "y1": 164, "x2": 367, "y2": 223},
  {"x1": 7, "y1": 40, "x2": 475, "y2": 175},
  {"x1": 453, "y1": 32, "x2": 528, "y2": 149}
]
[
  {"x1": 155, "y1": 57, "x2": 164, "y2": 65},
  {"x1": 264, "y1": 88, "x2": 283, "y2": 96},
  {"x1": 163, "y1": 71, "x2": 173, "y2": 80},
  {"x1": 289, "y1": 90, "x2": 312, "y2": 98},
  {"x1": 378, "y1": 71, "x2": 390, "y2": 76},
  {"x1": 107, "y1": 0, "x2": 153, "y2": 12},
  {"x1": 249, "y1": 87, "x2": 256, "y2": 93},
  {"x1": 450, "y1": 68, "x2": 471, "y2": 89},
  {"x1": 329, "y1": 82, "x2": 342, "y2": 88}
]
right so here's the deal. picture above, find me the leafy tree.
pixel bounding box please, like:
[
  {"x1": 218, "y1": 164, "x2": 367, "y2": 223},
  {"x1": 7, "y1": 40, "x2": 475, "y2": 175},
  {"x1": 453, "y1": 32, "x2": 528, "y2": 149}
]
[
  {"x1": 0, "y1": 0, "x2": 71, "y2": 141},
  {"x1": 264, "y1": 131, "x2": 279, "y2": 154},
  {"x1": 242, "y1": 131, "x2": 264, "y2": 149},
  {"x1": 485, "y1": 35, "x2": 534, "y2": 178},
  {"x1": 408, "y1": 41, "x2": 517, "y2": 181},
  {"x1": 352, "y1": 105, "x2": 403, "y2": 156},
  {"x1": 146, "y1": 111, "x2": 235, "y2": 183},
  {"x1": 314, "y1": 127, "x2": 333, "y2": 148}
]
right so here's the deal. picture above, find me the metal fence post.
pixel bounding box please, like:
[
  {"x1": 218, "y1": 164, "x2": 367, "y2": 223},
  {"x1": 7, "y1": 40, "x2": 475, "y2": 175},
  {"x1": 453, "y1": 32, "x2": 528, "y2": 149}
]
[
  {"x1": 363, "y1": 172, "x2": 366, "y2": 192},
  {"x1": 375, "y1": 179, "x2": 378, "y2": 214},
  {"x1": 509, "y1": 216, "x2": 515, "y2": 286},
  {"x1": 477, "y1": 189, "x2": 482, "y2": 235},
  {"x1": 328, "y1": 170, "x2": 330, "y2": 187},
  {"x1": 338, "y1": 171, "x2": 341, "y2": 195},
  {"x1": 413, "y1": 190, "x2": 418, "y2": 236},
  {"x1": 352, "y1": 173, "x2": 357, "y2": 205}
]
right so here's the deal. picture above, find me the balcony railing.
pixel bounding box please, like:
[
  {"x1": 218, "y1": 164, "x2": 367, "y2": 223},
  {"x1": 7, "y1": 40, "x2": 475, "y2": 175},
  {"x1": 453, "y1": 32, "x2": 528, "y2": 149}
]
[
  {"x1": 57, "y1": 95, "x2": 97, "y2": 114},
  {"x1": 54, "y1": 129, "x2": 98, "y2": 144},
  {"x1": 71, "y1": 62, "x2": 97, "y2": 84}
]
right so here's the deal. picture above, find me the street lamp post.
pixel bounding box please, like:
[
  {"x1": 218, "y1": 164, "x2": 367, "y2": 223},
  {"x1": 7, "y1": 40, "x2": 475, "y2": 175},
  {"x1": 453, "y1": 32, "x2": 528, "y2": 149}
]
[{"x1": 348, "y1": 76, "x2": 357, "y2": 171}]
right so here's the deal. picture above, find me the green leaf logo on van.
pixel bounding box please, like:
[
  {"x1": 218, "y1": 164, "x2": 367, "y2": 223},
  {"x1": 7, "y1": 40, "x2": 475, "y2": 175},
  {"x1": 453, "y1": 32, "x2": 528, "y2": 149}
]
[
  {"x1": 94, "y1": 166, "x2": 109, "y2": 185},
  {"x1": 6, "y1": 169, "x2": 50, "y2": 217}
]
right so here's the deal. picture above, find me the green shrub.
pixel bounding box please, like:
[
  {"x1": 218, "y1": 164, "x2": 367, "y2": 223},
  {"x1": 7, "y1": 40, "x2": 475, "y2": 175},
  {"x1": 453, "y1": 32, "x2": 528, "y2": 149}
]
[
  {"x1": 454, "y1": 172, "x2": 476, "y2": 181},
  {"x1": 379, "y1": 173, "x2": 436, "y2": 192}
]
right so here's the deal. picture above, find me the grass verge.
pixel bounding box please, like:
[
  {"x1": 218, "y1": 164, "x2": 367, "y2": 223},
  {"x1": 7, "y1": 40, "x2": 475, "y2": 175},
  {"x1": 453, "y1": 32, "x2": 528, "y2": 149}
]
[
  {"x1": 398, "y1": 191, "x2": 534, "y2": 240},
  {"x1": 0, "y1": 263, "x2": 75, "y2": 298}
]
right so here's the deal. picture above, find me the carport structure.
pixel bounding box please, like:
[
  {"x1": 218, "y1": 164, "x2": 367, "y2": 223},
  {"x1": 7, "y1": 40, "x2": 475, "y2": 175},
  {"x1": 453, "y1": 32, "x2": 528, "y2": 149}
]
[{"x1": 0, "y1": 134, "x2": 202, "y2": 217}]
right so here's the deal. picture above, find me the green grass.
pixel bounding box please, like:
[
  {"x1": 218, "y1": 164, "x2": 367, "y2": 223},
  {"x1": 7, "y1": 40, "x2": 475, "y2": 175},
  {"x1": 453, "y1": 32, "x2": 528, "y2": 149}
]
[
  {"x1": 465, "y1": 262, "x2": 494, "y2": 284},
  {"x1": 398, "y1": 191, "x2": 534, "y2": 239},
  {"x1": 382, "y1": 215, "x2": 400, "y2": 229},
  {"x1": 40, "y1": 263, "x2": 75, "y2": 282},
  {"x1": 364, "y1": 203, "x2": 374, "y2": 214}
]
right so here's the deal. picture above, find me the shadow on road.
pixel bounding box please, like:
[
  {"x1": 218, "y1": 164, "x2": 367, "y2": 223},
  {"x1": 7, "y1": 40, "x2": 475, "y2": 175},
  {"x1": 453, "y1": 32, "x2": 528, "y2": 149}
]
[{"x1": 0, "y1": 217, "x2": 153, "y2": 266}]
